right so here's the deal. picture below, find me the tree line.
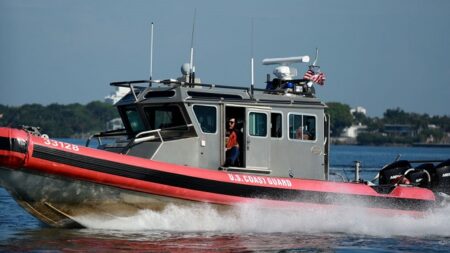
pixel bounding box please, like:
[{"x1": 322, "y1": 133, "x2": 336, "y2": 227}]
[
  {"x1": 1, "y1": 101, "x2": 448, "y2": 145},
  {"x1": 0, "y1": 101, "x2": 118, "y2": 138},
  {"x1": 326, "y1": 102, "x2": 450, "y2": 145}
]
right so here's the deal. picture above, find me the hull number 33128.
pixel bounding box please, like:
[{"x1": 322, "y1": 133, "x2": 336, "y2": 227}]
[{"x1": 42, "y1": 138, "x2": 80, "y2": 152}]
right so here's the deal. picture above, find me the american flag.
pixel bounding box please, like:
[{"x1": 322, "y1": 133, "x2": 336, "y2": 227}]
[{"x1": 303, "y1": 69, "x2": 326, "y2": 85}]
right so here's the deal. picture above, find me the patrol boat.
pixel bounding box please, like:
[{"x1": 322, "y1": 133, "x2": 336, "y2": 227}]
[{"x1": 0, "y1": 54, "x2": 448, "y2": 228}]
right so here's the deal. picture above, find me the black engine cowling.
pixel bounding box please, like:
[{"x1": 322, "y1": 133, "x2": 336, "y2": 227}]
[
  {"x1": 379, "y1": 159, "x2": 450, "y2": 195},
  {"x1": 431, "y1": 160, "x2": 450, "y2": 195},
  {"x1": 379, "y1": 160, "x2": 411, "y2": 185}
]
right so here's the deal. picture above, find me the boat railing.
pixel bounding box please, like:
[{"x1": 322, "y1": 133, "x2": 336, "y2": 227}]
[
  {"x1": 85, "y1": 128, "x2": 128, "y2": 147},
  {"x1": 132, "y1": 128, "x2": 164, "y2": 145},
  {"x1": 121, "y1": 124, "x2": 194, "y2": 154},
  {"x1": 86, "y1": 123, "x2": 195, "y2": 149},
  {"x1": 111, "y1": 79, "x2": 251, "y2": 95},
  {"x1": 110, "y1": 79, "x2": 316, "y2": 99}
]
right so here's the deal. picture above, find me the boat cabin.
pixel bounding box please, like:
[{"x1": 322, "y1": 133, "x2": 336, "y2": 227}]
[{"x1": 92, "y1": 57, "x2": 330, "y2": 180}]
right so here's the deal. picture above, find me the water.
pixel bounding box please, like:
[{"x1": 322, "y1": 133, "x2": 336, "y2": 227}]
[
  {"x1": 330, "y1": 145, "x2": 450, "y2": 181},
  {"x1": 1, "y1": 145, "x2": 449, "y2": 252}
]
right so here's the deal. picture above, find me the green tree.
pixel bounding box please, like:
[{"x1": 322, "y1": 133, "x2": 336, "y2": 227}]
[
  {"x1": 86, "y1": 101, "x2": 118, "y2": 125},
  {"x1": 383, "y1": 108, "x2": 410, "y2": 124},
  {"x1": 383, "y1": 108, "x2": 429, "y2": 129},
  {"x1": 325, "y1": 102, "x2": 353, "y2": 137},
  {"x1": 431, "y1": 115, "x2": 450, "y2": 132},
  {"x1": 0, "y1": 101, "x2": 119, "y2": 138}
]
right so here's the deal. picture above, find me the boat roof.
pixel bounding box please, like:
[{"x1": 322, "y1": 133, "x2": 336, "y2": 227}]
[{"x1": 110, "y1": 79, "x2": 327, "y2": 109}]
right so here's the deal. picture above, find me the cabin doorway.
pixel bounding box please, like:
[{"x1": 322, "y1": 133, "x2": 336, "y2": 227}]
[
  {"x1": 224, "y1": 106, "x2": 246, "y2": 167},
  {"x1": 224, "y1": 106, "x2": 271, "y2": 170}
]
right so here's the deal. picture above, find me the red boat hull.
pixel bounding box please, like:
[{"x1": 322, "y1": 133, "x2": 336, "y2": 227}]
[{"x1": 0, "y1": 127, "x2": 437, "y2": 227}]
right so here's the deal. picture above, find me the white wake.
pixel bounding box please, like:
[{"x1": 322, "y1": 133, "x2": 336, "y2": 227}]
[{"x1": 73, "y1": 203, "x2": 450, "y2": 237}]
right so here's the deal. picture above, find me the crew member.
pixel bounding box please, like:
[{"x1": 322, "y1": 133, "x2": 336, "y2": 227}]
[{"x1": 225, "y1": 117, "x2": 240, "y2": 166}]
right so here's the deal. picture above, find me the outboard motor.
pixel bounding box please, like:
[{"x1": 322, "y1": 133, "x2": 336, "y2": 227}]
[
  {"x1": 415, "y1": 163, "x2": 436, "y2": 176},
  {"x1": 432, "y1": 159, "x2": 450, "y2": 195},
  {"x1": 379, "y1": 160, "x2": 412, "y2": 185},
  {"x1": 404, "y1": 167, "x2": 431, "y2": 188}
]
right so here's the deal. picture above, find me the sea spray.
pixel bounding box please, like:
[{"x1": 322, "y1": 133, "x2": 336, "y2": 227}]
[{"x1": 73, "y1": 203, "x2": 450, "y2": 237}]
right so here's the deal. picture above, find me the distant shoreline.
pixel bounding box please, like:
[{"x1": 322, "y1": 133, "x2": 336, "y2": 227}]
[
  {"x1": 411, "y1": 143, "x2": 450, "y2": 148},
  {"x1": 331, "y1": 139, "x2": 450, "y2": 148}
]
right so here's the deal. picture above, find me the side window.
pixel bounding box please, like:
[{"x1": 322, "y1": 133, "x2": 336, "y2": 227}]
[
  {"x1": 249, "y1": 112, "x2": 267, "y2": 137},
  {"x1": 288, "y1": 113, "x2": 316, "y2": 141},
  {"x1": 288, "y1": 114, "x2": 302, "y2": 140},
  {"x1": 271, "y1": 113, "x2": 282, "y2": 138},
  {"x1": 193, "y1": 105, "x2": 217, "y2": 134},
  {"x1": 303, "y1": 115, "x2": 316, "y2": 140}
]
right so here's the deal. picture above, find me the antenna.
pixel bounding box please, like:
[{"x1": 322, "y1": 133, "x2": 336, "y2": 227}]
[
  {"x1": 149, "y1": 22, "x2": 154, "y2": 81},
  {"x1": 312, "y1": 48, "x2": 319, "y2": 67},
  {"x1": 262, "y1": 55, "x2": 310, "y2": 80},
  {"x1": 262, "y1": 56, "x2": 310, "y2": 65},
  {"x1": 250, "y1": 19, "x2": 255, "y2": 97},
  {"x1": 189, "y1": 9, "x2": 197, "y2": 83}
]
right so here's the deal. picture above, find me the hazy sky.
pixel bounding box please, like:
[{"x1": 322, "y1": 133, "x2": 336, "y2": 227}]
[{"x1": 1, "y1": 0, "x2": 449, "y2": 116}]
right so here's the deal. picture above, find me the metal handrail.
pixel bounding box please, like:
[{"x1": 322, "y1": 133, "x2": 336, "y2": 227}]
[
  {"x1": 134, "y1": 129, "x2": 163, "y2": 143},
  {"x1": 85, "y1": 129, "x2": 128, "y2": 147},
  {"x1": 121, "y1": 129, "x2": 162, "y2": 154},
  {"x1": 110, "y1": 79, "x2": 251, "y2": 93},
  {"x1": 122, "y1": 124, "x2": 194, "y2": 152}
]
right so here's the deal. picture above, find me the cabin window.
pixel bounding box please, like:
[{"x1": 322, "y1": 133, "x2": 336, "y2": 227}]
[
  {"x1": 193, "y1": 105, "x2": 217, "y2": 134},
  {"x1": 144, "y1": 105, "x2": 187, "y2": 130},
  {"x1": 303, "y1": 115, "x2": 316, "y2": 140},
  {"x1": 187, "y1": 91, "x2": 243, "y2": 100},
  {"x1": 288, "y1": 113, "x2": 316, "y2": 141},
  {"x1": 144, "y1": 90, "x2": 176, "y2": 98},
  {"x1": 124, "y1": 107, "x2": 146, "y2": 133},
  {"x1": 249, "y1": 112, "x2": 267, "y2": 137},
  {"x1": 271, "y1": 113, "x2": 282, "y2": 138}
]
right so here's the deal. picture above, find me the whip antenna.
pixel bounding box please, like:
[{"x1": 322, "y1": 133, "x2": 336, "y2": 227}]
[
  {"x1": 189, "y1": 9, "x2": 197, "y2": 83},
  {"x1": 149, "y1": 22, "x2": 154, "y2": 81},
  {"x1": 312, "y1": 48, "x2": 319, "y2": 67},
  {"x1": 250, "y1": 19, "x2": 255, "y2": 97}
]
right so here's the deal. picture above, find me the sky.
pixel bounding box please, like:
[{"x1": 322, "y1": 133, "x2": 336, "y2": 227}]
[{"x1": 1, "y1": 0, "x2": 449, "y2": 116}]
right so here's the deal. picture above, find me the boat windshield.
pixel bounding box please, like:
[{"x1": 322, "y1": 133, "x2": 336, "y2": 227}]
[
  {"x1": 122, "y1": 104, "x2": 191, "y2": 134},
  {"x1": 143, "y1": 104, "x2": 188, "y2": 130},
  {"x1": 124, "y1": 107, "x2": 146, "y2": 133}
]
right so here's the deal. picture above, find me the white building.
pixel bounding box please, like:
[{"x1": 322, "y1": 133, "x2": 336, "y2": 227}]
[
  {"x1": 350, "y1": 106, "x2": 367, "y2": 115},
  {"x1": 339, "y1": 106, "x2": 368, "y2": 141},
  {"x1": 104, "y1": 87, "x2": 130, "y2": 105},
  {"x1": 104, "y1": 87, "x2": 129, "y2": 130},
  {"x1": 342, "y1": 123, "x2": 368, "y2": 138}
]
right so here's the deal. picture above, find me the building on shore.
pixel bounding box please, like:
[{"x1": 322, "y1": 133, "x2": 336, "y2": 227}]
[{"x1": 350, "y1": 106, "x2": 367, "y2": 115}]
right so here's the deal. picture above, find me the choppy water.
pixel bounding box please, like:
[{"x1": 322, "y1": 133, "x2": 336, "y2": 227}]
[{"x1": 1, "y1": 145, "x2": 449, "y2": 252}]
